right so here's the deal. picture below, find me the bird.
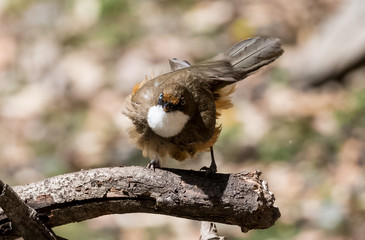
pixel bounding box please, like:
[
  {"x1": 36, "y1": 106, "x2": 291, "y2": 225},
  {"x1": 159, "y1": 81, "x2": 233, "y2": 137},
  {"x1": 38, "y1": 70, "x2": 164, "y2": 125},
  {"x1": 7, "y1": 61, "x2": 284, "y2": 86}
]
[{"x1": 123, "y1": 36, "x2": 284, "y2": 173}]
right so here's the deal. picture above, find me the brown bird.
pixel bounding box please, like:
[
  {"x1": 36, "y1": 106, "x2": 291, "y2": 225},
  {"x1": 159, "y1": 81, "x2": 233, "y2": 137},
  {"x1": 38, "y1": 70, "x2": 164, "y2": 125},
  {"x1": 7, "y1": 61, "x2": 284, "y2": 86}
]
[{"x1": 124, "y1": 37, "x2": 284, "y2": 173}]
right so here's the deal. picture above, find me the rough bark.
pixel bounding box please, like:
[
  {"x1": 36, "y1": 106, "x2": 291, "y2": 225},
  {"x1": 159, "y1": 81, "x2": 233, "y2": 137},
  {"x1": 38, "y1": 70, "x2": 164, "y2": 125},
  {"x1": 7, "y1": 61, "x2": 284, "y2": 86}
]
[
  {"x1": 0, "y1": 180, "x2": 57, "y2": 240},
  {"x1": 0, "y1": 166, "x2": 280, "y2": 240}
]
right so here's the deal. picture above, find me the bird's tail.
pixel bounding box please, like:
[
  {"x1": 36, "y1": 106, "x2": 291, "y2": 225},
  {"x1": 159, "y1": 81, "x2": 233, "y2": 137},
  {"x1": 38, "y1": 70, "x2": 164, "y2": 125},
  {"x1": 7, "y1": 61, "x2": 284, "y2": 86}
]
[
  {"x1": 169, "y1": 37, "x2": 284, "y2": 89},
  {"x1": 225, "y1": 36, "x2": 284, "y2": 80}
]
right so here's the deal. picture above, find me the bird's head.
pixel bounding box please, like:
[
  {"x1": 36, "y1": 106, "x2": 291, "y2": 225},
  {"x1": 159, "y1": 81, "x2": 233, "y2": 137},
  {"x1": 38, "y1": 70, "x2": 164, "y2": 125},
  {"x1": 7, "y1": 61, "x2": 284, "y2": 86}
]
[
  {"x1": 157, "y1": 92, "x2": 185, "y2": 112},
  {"x1": 147, "y1": 84, "x2": 195, "y2": 138},
  {"x1": 156, "y1": 84, "x2": 195, "y2": 115}
]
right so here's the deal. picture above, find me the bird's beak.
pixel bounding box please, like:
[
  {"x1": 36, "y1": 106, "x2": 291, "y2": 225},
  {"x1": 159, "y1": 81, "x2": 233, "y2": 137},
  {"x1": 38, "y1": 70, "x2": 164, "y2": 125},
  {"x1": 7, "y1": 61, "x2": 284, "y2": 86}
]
[
  {"x1": 163, "y1": 102, "x2": 173, "y2": 112},
  {"x1": 163, "y1": 106, "x2": 170, "y2": 112}
]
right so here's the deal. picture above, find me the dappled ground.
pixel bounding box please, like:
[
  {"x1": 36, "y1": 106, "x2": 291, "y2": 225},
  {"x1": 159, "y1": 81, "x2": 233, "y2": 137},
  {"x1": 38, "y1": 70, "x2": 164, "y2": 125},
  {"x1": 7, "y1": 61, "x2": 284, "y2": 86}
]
[{"x1": 1, "y1": 0, "x2": 365, "y2": 239}]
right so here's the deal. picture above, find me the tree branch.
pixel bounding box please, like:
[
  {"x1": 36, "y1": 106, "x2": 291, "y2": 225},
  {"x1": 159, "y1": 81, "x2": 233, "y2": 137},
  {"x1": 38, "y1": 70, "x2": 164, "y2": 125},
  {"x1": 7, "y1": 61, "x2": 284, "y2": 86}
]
[
  {"x1": 0, "y1": 180, "x2": 57, "y2": 240},
  {"x1": 0, "y1": 166, "x2": 280, "y2": 239}
]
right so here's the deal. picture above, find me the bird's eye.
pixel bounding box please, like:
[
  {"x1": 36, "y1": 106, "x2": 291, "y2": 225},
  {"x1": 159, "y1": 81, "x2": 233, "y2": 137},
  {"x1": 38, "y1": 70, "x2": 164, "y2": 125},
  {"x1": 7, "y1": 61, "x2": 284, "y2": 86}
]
[
  {"x1": 157, "y1": 93, "x2": 164, "y2": 106},
  {"x1": 180, "y1": 99, "x2": 185, "y2": 105}
]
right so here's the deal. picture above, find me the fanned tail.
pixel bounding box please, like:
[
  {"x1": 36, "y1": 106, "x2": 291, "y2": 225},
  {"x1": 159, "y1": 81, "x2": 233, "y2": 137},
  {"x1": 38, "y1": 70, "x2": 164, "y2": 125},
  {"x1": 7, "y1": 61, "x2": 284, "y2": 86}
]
[
  {"x1": 183, "y1": 37, "x2": 284, "y2": 91},
  {"x1": 226, "y1": 36, "x2": 284, "y2": 80}
]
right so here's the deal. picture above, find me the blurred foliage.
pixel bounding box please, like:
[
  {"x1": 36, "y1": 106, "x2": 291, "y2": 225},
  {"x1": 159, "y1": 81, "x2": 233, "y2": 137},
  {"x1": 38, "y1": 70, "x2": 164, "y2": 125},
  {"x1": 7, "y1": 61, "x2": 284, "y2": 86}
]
[
  {"x1": 336, "y1": 88, "x2": 365, "y2": 130},
  {"x1": 259, "y1": 118, "x2": 313, "y2": 162},
  {"x1": 54, "y1": 222, "x2": 117, "y2": 240},
  {"x1": 239, "y1": 223, "x2": 299, "y2": 240},
  {"x1": 258, "y1": 117, "x2": 339, "y2": 163},
  {"x1": 145, "y1": 225, "x2": 174, "y2": 240},
  {"x1": 230, "y1": 18, "x2": 255, "y2": 42}
]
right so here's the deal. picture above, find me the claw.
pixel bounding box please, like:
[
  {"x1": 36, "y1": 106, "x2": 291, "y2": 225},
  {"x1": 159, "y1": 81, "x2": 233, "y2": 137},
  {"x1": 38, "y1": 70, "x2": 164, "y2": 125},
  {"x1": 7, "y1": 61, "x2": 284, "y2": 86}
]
[
  {"x1": 199, "y1": 163, "x2": 217, "y2": 175},
  {"x1": 147, "y1": 159, "x2": 160, "y2": 171}
]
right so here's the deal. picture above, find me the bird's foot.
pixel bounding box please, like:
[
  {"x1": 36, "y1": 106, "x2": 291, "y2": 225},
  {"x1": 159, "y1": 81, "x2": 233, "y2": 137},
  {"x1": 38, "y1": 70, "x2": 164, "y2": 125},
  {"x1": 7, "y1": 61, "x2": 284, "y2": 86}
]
[
  {"x1": 147, "y1": 159, "x2": 160, "y2": 171},
  {"x1": 199, "y1": 162, "x2": 217, "y2": 175},
  {"x1": 200, "y1": 146, "x2": 218, "y2": 175}
]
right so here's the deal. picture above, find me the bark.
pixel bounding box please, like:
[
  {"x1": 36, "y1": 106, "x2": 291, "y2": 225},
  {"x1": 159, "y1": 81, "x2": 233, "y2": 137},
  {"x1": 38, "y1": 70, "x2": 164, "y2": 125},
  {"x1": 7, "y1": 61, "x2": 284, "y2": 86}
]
[
  {"x1": 0, "y1": 166, "x2": 280, "y2": 240},
  {"x1": 0, "y1": 180, "x2": 57, "y2": 240}
]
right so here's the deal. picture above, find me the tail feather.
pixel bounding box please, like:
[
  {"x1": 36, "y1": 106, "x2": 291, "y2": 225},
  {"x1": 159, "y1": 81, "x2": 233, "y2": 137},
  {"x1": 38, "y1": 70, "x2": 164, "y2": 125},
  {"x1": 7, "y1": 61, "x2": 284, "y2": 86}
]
[
  {"x1": 168, "y1": 37, "x2": 284, "y2": 89},
  {"x1": 226, "y1": 37, "x2": 284, "y2": 79}
]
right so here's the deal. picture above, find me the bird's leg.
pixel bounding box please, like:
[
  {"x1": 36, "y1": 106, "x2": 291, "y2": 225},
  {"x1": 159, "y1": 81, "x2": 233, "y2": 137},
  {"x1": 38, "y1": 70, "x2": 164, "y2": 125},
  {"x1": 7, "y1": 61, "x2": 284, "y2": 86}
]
[
  {"x1": 200, "y1": 146, "x2": 217, "y2": 174},
  {"x1": 147, "y1": 159, "x2": 160, "y2": 171},
  {"x1": 208, "y1": 146, "x2": 218, "y2": 173}
]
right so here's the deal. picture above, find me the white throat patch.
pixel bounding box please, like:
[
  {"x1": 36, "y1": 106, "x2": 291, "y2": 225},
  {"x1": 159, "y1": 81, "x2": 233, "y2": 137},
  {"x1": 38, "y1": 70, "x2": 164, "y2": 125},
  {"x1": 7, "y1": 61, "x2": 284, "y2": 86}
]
[{"x1": 147, "y1": 105, "x2": 189, "y2": 138}]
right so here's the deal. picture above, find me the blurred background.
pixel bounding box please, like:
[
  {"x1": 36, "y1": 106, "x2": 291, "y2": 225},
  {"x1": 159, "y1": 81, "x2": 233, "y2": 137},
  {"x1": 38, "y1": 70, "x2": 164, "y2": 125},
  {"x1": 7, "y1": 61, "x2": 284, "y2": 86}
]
[{"x1": 1, "y1": 0, "x2": 365, "y2": 239}]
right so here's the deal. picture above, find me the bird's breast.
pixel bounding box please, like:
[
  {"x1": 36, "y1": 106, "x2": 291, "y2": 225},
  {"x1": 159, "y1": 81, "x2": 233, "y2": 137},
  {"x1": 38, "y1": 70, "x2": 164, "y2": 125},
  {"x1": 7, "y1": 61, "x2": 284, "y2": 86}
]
[{"x1": 147, "y1": 105, "x2": 190, "y2": 138}]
